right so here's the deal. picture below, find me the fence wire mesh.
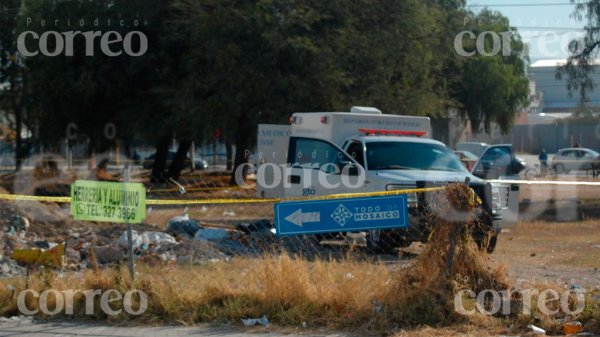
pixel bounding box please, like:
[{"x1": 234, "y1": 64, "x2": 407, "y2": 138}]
[{"x1": 1, "y1": 163, "x2": 600, "y2": 329}]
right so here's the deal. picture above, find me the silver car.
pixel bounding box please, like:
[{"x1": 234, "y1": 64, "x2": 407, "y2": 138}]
[{"x1": 551, "y1": 148, "x2": 600, "y2": 173}]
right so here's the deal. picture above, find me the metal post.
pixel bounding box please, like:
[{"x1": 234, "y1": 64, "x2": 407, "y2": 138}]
[
  {"x1": 124, "y1": 166, "x2": 135, "y2": 282},
  {"x1": 190, "y1": 141, "x2": 196, "y2": 171},
  {"x1": 213, "y1": 142, "x2": 217, "y2": 169}
]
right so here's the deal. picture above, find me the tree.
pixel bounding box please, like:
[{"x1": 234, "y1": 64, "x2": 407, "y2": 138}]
[
  {"x1": 19, "y1": 0, "x2": 173, "y2": 178},
  {"x1": 454, "y1": 9, "x2": 530, "y2": 133},
  {"x1": 10, "y1": 0, "x2": 530, "y2": 181},
  {"x1": 168, "y1": 0, "x2": 462, "y2": 184},
  {"x1": 557, "y1": 0, "x2": 600, "y2": 116},
  {"x1": 0, "y1": 0, "x2": 27, "y2": 170}
]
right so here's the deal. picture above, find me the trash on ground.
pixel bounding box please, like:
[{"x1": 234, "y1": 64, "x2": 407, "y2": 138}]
[
  {"x1": 194, "y1": 228, "x2": 229, "y2": 241},
  {"x1": 166, "y1": 215, "x2": 201, "y2": 239},
  {"x1": 11, "y1": 243, "x2": 65, "y2": 268},
  {"x1": 117, "y1": 230, "x2": 146, "y2": 251},
  {"x1": 527, "y1": 324, "x2": 545, "y2": 335},
  {"x1": 145, "y1": 231, "x2": 178, "y2": 245},
  {"x1": 241, "y1": 315, "x2": 269, "y2": 326},
  {"x1": 235, "y1": 219, "x2": 272, "y2": 234},
  {"x1": 0, "y1": 258, "x2": 26, "y2": 277},
  {"x1": 561, "y1": 321, "x2": 583, "y2": 335},
  {"x1": 570, "y1": 284, "x2": 587, "y2": 294}
]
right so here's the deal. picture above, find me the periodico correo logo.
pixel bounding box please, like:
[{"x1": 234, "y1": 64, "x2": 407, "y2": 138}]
[
  {"x1": 17, "y1": 17, "x2": 148, "y2": 57},
  {"x1": 17, "y1": 288, "x2": 148, "y2": 316}
]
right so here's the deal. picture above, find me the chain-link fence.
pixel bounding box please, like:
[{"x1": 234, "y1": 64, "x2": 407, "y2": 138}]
[{"x1": 1, "y1": 163, "x2": 600, "y2": 331}]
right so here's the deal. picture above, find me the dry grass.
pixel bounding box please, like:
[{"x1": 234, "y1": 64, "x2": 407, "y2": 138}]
[
  {"x1": 391, "y1": 325, "x2": 505, "y2": 337},
  {"x1": 1, "y1": 184, "x2": 598, "y2": 335}
]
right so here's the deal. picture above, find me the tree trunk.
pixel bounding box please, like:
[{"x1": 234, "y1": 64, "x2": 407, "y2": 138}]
[
  {"x1": 226, "y1": 140, "x2": 233, "y2": 171},
  {"x1": 167, "y1": 139, "x2": 192, "y2": 180},
  {"x1": 229, "y1": 118, "x2": 252, "y2": 186},
  {"x1": 15, "y1": 107, "x2": 22, "y2": 170},
  {"x1": 151, "y1": 136, "x2": 170, "y2": 184},
  {"x1": 11, "y1": 74, "x2": 23, "y2": 171}
]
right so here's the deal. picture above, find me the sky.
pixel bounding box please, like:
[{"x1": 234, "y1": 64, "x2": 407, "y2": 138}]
[{"x1": 466, "y1": 0, "x2": 586, "y2": 61}]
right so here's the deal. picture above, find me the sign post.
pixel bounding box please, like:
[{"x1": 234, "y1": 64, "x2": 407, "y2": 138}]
[
  {"x1": 71, "y1": 177, "x2": 146, "y2": 281},
  {"x1": 123, "y1": 167, "x2": 135, "y2": 281},
  {"x1": 274, "y1": 195, "x2": 408, "y2": 236}
]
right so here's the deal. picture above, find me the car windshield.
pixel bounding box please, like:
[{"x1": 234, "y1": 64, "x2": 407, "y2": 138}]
[{"x1": 366, "y1": 141, "x2": 467, "y2": 172}]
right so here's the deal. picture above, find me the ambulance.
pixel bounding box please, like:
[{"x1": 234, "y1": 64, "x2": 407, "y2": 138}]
[{"x1": 256, "y1": 107, "x2": 520, "y2": 253}]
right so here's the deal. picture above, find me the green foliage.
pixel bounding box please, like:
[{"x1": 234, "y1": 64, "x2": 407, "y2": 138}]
[
  {"x1": 2, "y1": 0, "x2": 530, "y2": 156},
  {"x1": 455, "y1": 9, "x2": 529, "y2": 133},
  {"x1": 17, "y1": 0, "x2": 169, "y2": 151},
  {"x1": 557, "y1": 0, "x2": 600, "y2": 117}
]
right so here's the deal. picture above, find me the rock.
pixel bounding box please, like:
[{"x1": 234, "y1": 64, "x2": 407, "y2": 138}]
[
  {"x1": 156, "y1": 239, "x2": 226, "y2": 263},
  {"x1": 0, "y1": 258, "x2": 26, "y2": 278},
  {"x1": 66, "y1": 247, "x2": 81, "y2": 264},
  {"x1": 91, "y1": 245, "x2": 123, "y2": 264},
  {"x1": 176, "y1": 255, "x2": 193, "y2": 265}
]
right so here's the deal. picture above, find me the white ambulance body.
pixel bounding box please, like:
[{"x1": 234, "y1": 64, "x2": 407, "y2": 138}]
[{"x1": 256, "y1": 124, "x2": 291, "y2": 198}]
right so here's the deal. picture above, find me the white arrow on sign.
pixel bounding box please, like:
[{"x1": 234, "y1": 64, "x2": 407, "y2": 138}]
[{"x1": 285, "y1": 209, "x2": 321, "y2": 227}]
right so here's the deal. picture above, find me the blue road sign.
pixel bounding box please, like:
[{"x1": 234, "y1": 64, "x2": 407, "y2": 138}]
[{"x1": 274, "y1": 195, "x2": 408, "y2": 236}]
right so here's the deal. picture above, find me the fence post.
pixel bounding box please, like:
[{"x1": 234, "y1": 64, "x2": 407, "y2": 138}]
[{"x1": 124, "y1": 166, "x2": 135, "y2": 282}]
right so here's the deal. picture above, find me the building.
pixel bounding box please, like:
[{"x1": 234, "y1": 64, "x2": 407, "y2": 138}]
[{"x1": 529, "y1": 59, "x2": 600, "y2": 113}]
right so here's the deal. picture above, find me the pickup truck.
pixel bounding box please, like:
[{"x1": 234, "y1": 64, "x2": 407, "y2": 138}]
[{"x1": 255, "y1": 107, "x2": 521, "y2": 253}]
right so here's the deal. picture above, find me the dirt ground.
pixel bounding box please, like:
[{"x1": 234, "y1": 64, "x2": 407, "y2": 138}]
[{"x1": 494, "y1": 220, "x2": 600, "y2": 290}]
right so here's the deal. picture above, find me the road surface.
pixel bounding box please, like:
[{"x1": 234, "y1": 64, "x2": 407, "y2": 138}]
[{"x1": 0, "y1": 317, "x2": 354, "y2": 337}]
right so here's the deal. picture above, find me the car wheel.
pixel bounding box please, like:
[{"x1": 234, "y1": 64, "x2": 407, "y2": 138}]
[
  {"x1": 315, "y1": 233, "x2": 339, "y2": 242},
  {"x1": 474, "y1": 233, "x2": 497, "y2": 253},
  {"x1": 523, "y1": 168, "x2": 537, "y2": 180},
  {"x1": 366, "y1": 230, "x2": 407, "y2": 254},
  {"x1": 554, "y1": 163, "x2": 566, "y2": 174}
]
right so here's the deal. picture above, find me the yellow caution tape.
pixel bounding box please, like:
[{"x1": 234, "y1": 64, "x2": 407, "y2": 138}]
[
  {"x1": 0, "y1": 194, "x2": 71, "y2": 203},
  {"x1": 146, "y1": 187, "x2": 446, "y2": 205},
  {"x1": 150, "y1": 185, "x2": 244, "y2": 193},
  {"x1": 0, "y1": 186, "x2": 445, "y2": 205}
]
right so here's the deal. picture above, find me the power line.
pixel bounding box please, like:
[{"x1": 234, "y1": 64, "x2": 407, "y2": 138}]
[
  {"x1": 514, "y1": 26, "x2": 585, "y2": 31},
  {"x1": 468, "y1": 2, "x2": 580, "y2": 7}
]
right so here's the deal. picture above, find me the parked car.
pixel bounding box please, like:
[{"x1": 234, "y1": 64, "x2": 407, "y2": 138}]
[
  {"x1": 143, "y1": 151, "x2": 209, "y2": 170},
  {"x1": 550, "y1": 148, "x2": 600, "y2": 173},
  {"x1": 455, "y1": 142, "x2": 489, "y2": 157},
  {"x1": 453, "y1": 150, "x2": 479, "y2": 171},
  {"x1": 470, "y1": 144, "x2": 524, "y2": 228}
]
